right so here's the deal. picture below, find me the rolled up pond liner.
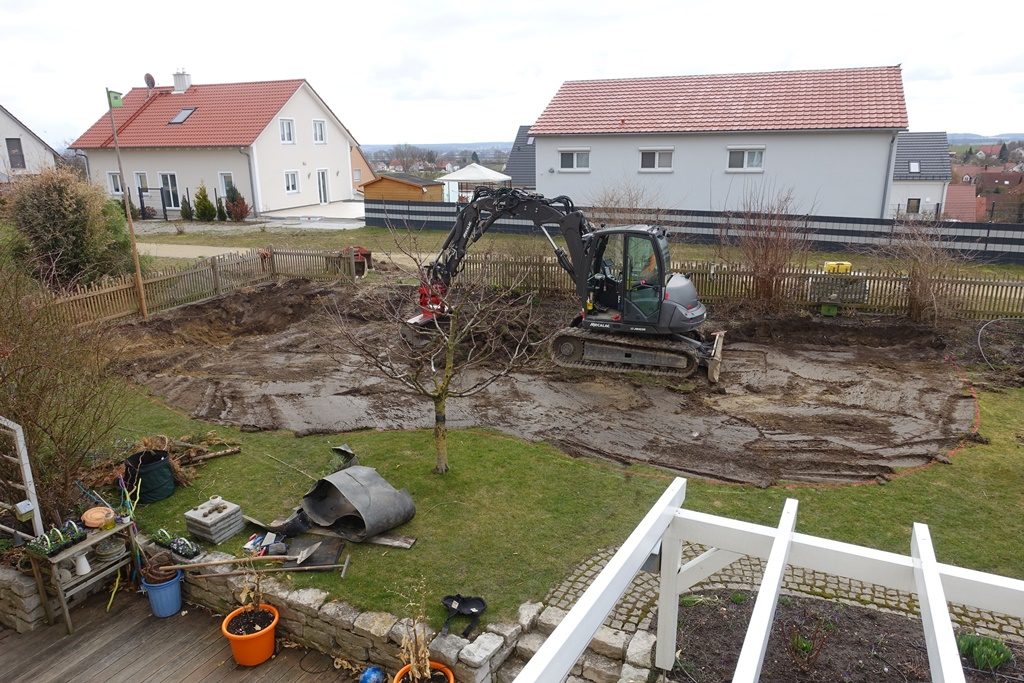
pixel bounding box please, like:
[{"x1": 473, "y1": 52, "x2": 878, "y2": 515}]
[{"x1": 300, "y1": 466, "x2": 414, "y2": 542}]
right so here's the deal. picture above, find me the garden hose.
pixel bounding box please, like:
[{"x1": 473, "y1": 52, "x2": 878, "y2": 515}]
[{"x1": 976, "y1": 317, "x2": 1024, "y2": 372}]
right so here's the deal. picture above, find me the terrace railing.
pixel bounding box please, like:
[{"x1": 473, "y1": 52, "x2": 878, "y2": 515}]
[{"x1": 517, "y1": 478, "x2": 1024, "y2": 683}]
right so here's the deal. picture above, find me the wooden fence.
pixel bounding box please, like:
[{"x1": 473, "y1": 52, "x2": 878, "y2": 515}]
[
  {"x1": 46, "y1": 249, "x2": 1024, "y2": 326},
  {"x1": 47, "y1": 247, "x2": 357, "y2": 326},
  {"x1": 461, "y1": 255, "x2": 1024, "y2": 320}
]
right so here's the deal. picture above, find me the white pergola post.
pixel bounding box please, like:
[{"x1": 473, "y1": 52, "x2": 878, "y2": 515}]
[
  {"x1": 912, "y1": 523, "x2": 965, "y2": 683},
  {"x1": 656, "y1": 547, "x2": 744, "y2": 669},
  {"x1": 733, "y1": 498, "x2": 798, "y2": 682},
  {"x1": 515, "y1": 478, "x2": 687, "y2": 683}
]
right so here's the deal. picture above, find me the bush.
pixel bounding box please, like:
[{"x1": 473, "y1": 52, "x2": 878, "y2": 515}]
[
  {"x1": 226, "y1": 187, "x2": 251, "y2": 222},
  {"x1": 216, "y1": 197, "x2": 227, "y2": 221},
  {"x1": 179, "y1": 195, "x2": 194, "y2": 220},
  {"x1": 193, "y1": 182, "x2": 216, "y2": 221},
  {"x1": 1, "y1": 167, "x2": 137, "y2": 289},
  {"x1": 0, "y1": 265, "x2": 128, "y2": 524}
]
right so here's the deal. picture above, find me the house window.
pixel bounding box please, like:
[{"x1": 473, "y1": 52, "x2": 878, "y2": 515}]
[
  {"x1": 559, "y1": 148, "x2": 590, "y2": 171},
  {"x1": 280, "y1": 118, "x2": 295, "y2": 144},
  {"x1": 169, "y1": 108, "x2": 196, "y2": 124},
  {"x1": 5, "y1": 138, "x2": 25, "y2": 169},
  {"x1": 727, "y1": 147, "x2": 764, "y2": 171},
  {"x1": 353, "y1": 168, "x2": 362, "y2": 183},
  {"x1": 285, "y1": 171, "x2": 299, "y2": 193},
  {"x1": 909, "y1": 161, "x2": 921, "y2": 173},
  {"x1": 313, "y1": 120, "x2": 326, "y2": 144},
  {"x1": 159, "y1": 172, "x2": 180, "y2": 208},
  {"x1": 108, "y1": 172, "x2": 123, "y2": 195},
  {"x1": 134, "y1": 172, "x2": 149, "y2": 195},
  {"x1": 219, "y1": 172, "x2": 235, "y2": 197},
  {"x1": 906, "y1": 198, "x2": 921, "y2": 214},
  {"x1": 639, "y1": 148, "x2": 673, "y2": 171}
]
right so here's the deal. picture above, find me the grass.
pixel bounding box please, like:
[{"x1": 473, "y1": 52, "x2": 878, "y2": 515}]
[
  {"x1": 137, "y1": 226, "x2": 1024, "y2": 278},
  {"x1": 121, "y1": 381, "x2": 1024, "y2": 627}
]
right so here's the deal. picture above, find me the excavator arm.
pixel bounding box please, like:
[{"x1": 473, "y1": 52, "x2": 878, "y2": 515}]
[{"x1": 426, "y1": 187, "x2": 593, "y2": 301}]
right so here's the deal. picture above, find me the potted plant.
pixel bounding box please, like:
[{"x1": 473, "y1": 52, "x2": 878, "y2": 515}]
[
  {"x1": 221, "y1": 563, "x2": 279, "y2": 666},
  {"x1": 392, "y1": 580, "x2": 454, "y2": 683},
  {"x1": 25, "y1": 521, "x2": 87, "y2": 558}
]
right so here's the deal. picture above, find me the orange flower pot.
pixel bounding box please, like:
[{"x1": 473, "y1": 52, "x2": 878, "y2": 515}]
[
  {"x1": 392, "y1": 660, "x2": 455, "y2": 682},
  {"x1": 221, "y1": 603, "x2": 279, "y2": 666}
]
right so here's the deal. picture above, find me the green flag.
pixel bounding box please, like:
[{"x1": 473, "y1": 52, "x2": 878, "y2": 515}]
[{"x1": 108, "y1": 90, "x2": 124, "y2": 108}]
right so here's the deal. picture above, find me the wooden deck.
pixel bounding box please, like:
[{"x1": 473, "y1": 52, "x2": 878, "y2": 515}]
[{"x1": 0, "y1": 592, "x2": 356, "y2": 682}]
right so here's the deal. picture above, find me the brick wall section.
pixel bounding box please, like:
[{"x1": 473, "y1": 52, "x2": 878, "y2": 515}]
[{"x1": 0, "y1": 566, "x2": 60, "y2": 633}]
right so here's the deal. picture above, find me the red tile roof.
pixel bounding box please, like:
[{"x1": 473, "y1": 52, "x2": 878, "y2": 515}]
[
  {"x1": 71, "y1": 79, "x2": 305, "y2": 149},
  {"x1": 530, "y1": 66, "x2": 908, "y2": 135},
  {"x1": 943, "y1": 184, "x2": 978, "y2": 222}
]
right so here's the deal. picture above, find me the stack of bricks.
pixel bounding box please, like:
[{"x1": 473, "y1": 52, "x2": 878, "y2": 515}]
[{"x1": 0, "y1": 566, "x2": 59, "y2": 633}]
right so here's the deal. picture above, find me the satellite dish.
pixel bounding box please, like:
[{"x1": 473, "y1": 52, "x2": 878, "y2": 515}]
[{"x1": 144, "y1": 73, "x2": 156, "y2": 88}]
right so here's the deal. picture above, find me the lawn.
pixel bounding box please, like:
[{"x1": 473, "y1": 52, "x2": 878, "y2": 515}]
[
  {"x1": 124, "y1": 383, "x2": 1024, "y2": 627},
  {"x1": 137, "y1": 226, "x2": 1024, "y2": 278}
]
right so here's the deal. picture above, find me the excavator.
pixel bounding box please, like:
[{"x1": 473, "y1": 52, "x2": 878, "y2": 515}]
[{"x1": 406, "y1": 187, "x2": 724, "y2": 382}]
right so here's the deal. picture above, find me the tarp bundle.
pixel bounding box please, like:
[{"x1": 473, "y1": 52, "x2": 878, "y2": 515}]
[{"x1": 300, "y1": 466, "x2": 415, "y2": 542}]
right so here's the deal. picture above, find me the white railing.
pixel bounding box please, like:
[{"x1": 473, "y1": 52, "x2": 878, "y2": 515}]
[
  {"x1": 0, "y1": 416, "x2": 43, "y2": 539},
  {"x1": 518, "y1": 477, "x2": 1024, "y2": 683}
]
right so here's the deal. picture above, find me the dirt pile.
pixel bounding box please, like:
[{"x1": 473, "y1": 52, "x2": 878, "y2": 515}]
[{"x1": 120, "y1": 282, "x2": 977, "y2": 486}]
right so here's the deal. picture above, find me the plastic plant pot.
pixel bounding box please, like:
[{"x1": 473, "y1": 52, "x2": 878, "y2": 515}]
[
  {"x1": 221, "y1": 603, "x2": 279, "y2": 666},
  {"x1": 392, "y1": 661, "x2": 455, "y2": 682}
]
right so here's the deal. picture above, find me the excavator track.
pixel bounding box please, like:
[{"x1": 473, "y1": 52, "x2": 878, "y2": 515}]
[{"x1": 549, "y1": 327, "x2": 702, "y2": 379}]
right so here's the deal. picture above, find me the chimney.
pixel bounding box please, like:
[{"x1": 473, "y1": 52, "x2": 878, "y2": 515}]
[{"x1": 172, "y1": 70, "x2": 191, "y2": 93}]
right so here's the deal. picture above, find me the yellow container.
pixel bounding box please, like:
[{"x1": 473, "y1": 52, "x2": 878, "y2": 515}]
[{"x1": 824, "y1": 261, "x2": 852, "y2": 274}]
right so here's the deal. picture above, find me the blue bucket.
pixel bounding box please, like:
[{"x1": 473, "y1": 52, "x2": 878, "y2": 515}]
[{"x1": 142, "y1": 569, "x2": 183, "y2": 618}]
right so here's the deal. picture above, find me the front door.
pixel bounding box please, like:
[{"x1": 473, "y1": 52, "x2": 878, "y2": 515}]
[
  {"x1": 317, "y1": 169, "x2": 329, "y2": 204},
  {"x1": 622, "y1": 234, "x2": 662, "y2": 324}
]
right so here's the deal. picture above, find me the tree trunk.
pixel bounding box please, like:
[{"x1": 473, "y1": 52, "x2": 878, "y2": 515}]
[{"x1": 433, "y1": 394, "x2": 448, "y2": 474}]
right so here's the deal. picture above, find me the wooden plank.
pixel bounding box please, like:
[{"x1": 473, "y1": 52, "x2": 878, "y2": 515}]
[{"x1": 733, "y1": 498, "x2": 799, "y2": 682}]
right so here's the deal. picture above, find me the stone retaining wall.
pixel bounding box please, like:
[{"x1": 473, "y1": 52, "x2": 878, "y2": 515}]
[{"x1": 0, "y1": 566, "x2": 57, "y2": 633}]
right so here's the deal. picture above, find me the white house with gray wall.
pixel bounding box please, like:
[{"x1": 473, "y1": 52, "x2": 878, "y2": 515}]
[
  {"x1": 1, "y1": 104, "x2": 58, "y2": 180},
  {"x1": 530, "y1": 66, "x2": 909, "y2": 219}
]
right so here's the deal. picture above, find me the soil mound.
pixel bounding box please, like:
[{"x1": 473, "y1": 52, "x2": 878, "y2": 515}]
[{"x1": 121, "y1": 280, "x2": 977, "y2": 486}]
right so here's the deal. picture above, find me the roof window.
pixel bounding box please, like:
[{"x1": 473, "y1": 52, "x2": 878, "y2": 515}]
[
  {"x1": 169, "y1": 108, "x2": 196, "y2": 124},
  {"x1": 909, "y1": 161, "x2": 920, "y2": 173}
]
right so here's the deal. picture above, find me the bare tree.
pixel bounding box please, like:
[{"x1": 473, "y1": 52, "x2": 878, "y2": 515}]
[
  {"x1": 390, "y1": 144, "x2": 422, "y2": 173},
  {"x1": 328, "y1": 230, "x2": 544, "y2": 474},
  {"x1": 716, "y1": 185, "x2": 811, "y2": 312},
  {"x1": 587, "y1": 178, "x2": 665, "y2": 227},
  {"x1": 870, "y1": 218, "x2": 969, "y2": 326},
  {"x1": 0, "y1": 265, "x2": 128, "y2": 524}
]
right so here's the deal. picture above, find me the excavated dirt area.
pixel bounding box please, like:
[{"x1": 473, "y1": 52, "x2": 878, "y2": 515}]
[{"x1": 118, "y1": 279, "x2": 977, "y2": 486}]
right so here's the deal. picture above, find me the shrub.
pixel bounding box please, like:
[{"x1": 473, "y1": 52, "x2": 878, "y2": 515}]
[
  {"x1": 226, "y1": 192, "x2": 251, "y2": 222},
  {"x1": 1, "y1": 167, "x2": 136, "y2": 289},
  {"x1": 0, "y1": 265, "x2": 128, "y2": 524},
  {"x1": 179, "y1": 195, "x2": 194, "y2": 221},
  {"x1": 957, "y1": 633, "x2": 1013, "y2": 671},
  {"x1": 216, "y1": 197, "x2": 227, "y2": 221},
  {"x1": 193, "y1": 183, "x2": 216, "y2": 221}
]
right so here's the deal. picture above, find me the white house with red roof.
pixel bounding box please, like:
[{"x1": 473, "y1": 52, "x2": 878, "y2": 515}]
[
  {"x1": 1, "y1": 104, "x2": 59, "y2": 180},
  {"x1": 71, "y1": 72, "x2": 358, "y2": 216},
  {"x1": 530, "y1": 65, "x2": 909, "y2": 218}
]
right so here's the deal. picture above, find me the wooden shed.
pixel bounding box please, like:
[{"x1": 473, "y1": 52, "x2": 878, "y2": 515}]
[{"x1": 362, "y1": 173, "x2": 443, "y2": 202}]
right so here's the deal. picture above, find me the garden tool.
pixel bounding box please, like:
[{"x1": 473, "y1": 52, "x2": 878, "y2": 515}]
[{"x1": 163, "y1": 541, "x2": 322, "y2": 571}]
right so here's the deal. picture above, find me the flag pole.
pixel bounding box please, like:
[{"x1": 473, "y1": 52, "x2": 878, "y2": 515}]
[{"x1": 106, "y1": 87, "x2": 148, "y2": 318}]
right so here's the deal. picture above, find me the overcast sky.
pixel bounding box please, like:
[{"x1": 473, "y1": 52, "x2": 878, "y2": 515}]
[{"x1": 3, "y1": 0, "x2": 1023, "y2": 150}]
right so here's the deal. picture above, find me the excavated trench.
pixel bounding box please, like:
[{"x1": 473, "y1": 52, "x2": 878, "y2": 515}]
[{"x1": 118, "y1": 279, "x2": 977, "y2": 486}]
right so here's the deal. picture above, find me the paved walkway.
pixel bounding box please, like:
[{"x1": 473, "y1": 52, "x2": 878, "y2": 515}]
[
  {"x1": 545, "y1": 547, "x2": 659, "y2": 634},
  {"x1": 0, "y1": 591, "x2": 352, "y2": 682}
]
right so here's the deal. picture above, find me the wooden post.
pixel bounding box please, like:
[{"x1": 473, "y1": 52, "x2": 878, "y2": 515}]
[
  {"x1": 268, "y1": 245, "x2": 277, "y2": 278},
  {"x1": 210, "y1": 256, "x2": 222, "y2": 295},
  {"x1": 106, "y1": 88, "x2": 148, "y2": 319}
]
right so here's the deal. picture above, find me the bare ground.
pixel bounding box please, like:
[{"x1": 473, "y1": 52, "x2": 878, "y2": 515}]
[{"x1": 117, "y1": 279, "x2": 977, "y2": 486}]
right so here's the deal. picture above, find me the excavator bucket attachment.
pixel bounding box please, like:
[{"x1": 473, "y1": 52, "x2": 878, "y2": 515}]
[{"x1": 706, "y1": 331, "x2": 725, "y2": 384}]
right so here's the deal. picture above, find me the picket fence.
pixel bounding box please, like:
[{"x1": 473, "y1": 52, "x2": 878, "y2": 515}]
[
  {"x1": 46, "y1": 247, "x2": 357, "y2": 325},
  {"x1": 461, "y1": 255, "x2": 1024, "y2": 319}
]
